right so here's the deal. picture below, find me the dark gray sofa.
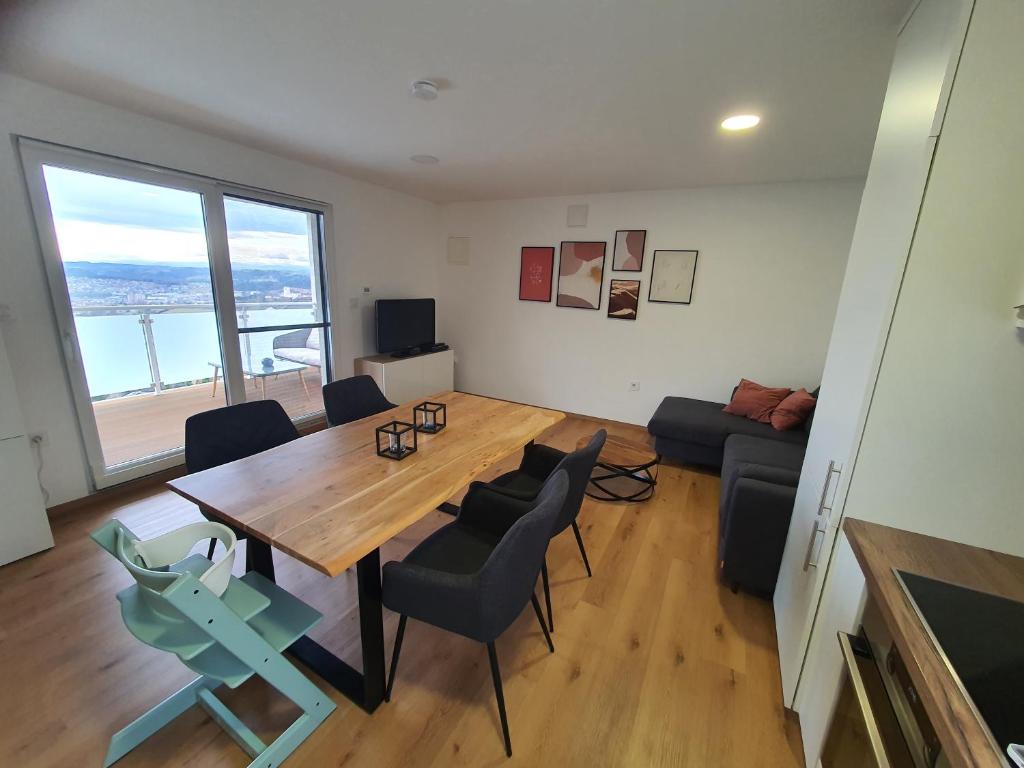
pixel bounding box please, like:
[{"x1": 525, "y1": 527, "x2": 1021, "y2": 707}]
[{"x1": 647, "y1": 389, "x2": 815, "y2": 596}]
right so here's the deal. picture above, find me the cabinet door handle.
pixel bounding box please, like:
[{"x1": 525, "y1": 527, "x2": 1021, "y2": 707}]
[
  {"x1": 803, "y1": 460, "x2": 842, "y2": 570},
  {"x1": 803, "y1": 518, "x2": 826, "y2": 570},
  {"x1": 817, "y1": 460, "x2": 843, "y2": 522}
]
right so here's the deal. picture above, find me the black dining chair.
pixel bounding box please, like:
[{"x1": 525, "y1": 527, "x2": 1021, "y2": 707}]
[
  {"x1": 482, "y1": 430, "x2": 607, "y2": 631},
  {"x1": 184, "y1": 400, "x2": 300, "y2": 571},
  {"x1": 382, "y1": 470, "x2": 569, "y2": 758},
  {"x1": 322, "y1": 375, "x2": 395, "y2": 427}
]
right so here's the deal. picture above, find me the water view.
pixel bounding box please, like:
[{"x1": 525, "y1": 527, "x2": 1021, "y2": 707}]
[{"x1": 40, "y1": 163, "x2": 329, "y2": 468}]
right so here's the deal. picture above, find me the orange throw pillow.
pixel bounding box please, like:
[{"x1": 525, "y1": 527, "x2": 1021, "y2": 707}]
[
  {"x1": 723, "y1": 379, "x2": 792, "y2": 423},
  {"x1": 771, "y1": 388, "x2": 817, "y2": 431}
]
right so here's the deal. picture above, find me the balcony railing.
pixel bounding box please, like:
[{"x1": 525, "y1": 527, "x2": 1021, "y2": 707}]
[{"x1": 72, "y1": 302, "x2": 318, "y2": 400}]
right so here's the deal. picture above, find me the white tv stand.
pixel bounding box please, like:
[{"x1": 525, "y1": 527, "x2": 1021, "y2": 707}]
[{"x1": 354, "y1": 348, "x2": 454, "y2": 404}]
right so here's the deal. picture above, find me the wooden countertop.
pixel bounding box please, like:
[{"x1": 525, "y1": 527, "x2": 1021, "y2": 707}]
[{"x1": 844, "y1": 518, "x2": 1024, "y2": 768}]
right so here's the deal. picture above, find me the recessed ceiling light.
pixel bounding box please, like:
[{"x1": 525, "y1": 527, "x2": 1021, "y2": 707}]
[
  {"x1": 410, "y1": 80, "x2": 439, "y2": 100},
  {"x1": 410, "y1": 154, "x2": 440, "y2": 164},
  {"x1": 721, "y1": 114, "x2": 761, "y2": 131}
]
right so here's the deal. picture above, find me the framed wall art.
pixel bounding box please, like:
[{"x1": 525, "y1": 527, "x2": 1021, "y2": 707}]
[
  {"x1": 519, "y1": 246, "x2": 555, "y2": 302},
  {"x1": 612, "y1": 230, "x2": 646, "y2": 271},
  {"x1": 649, "y1": 249, "x2": 698, "y2": 304},
  {"x1": 607, "y1": 279, "x2": 640, "y2": 320},
  {"x1": 557, "y1": 241, "x2": 606, "y2": 309}
]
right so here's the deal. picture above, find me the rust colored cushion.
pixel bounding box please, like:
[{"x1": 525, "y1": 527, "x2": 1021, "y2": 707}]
[
  {"x1": 771, "y1": 388, "x2": 818, "y2": 431},
  {"x1": 722, "y1": 379, "x2": 792, "y2": 423}
]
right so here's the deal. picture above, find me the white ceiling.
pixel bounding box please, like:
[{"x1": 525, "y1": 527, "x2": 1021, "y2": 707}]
[{"x1": 0, "y1": 0, "x2": 911, "y2": 202}]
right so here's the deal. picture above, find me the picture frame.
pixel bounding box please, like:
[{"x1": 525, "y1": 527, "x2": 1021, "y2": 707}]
[
  {"x1": 612, "y1": 230, "x2": 646, "y2": 271},
  {"x1": 519, "y1": 246, "x2": 555, "y2": 302},
  {"x1": 607, "y1": 279, "x2": 640, "y2": 320},
  {"x1": 557, "y1": 241, "x2": 606, "y2": 310},
  {"x1": 648, "y1": 250, "x2": 698, "y2": 304}
]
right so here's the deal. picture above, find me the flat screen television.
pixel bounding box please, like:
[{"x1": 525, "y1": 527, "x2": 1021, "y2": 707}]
[{"x1": 375, "y1": 298, "x2": 436, "y2": 355}]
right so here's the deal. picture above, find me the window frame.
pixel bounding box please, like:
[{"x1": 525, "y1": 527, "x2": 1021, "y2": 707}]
[{"x1": 18, "y1": 137, "x2": 336, "y2": 489}]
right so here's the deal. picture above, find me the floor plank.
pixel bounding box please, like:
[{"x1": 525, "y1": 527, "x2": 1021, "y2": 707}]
[{"x1": 0, "y1": 416, "x2": 803, "y2": 767}]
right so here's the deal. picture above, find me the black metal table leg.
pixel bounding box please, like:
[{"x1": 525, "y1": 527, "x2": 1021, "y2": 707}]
[
  {"x1": 355, "y1": 548, "x2": 386, "y2": 710},
  {"x1": 247, "y1": 538, "x2": 387, "y2": 714},
  {"x1": 246, "y1": 537, "x2": 277, "y2": 582}
]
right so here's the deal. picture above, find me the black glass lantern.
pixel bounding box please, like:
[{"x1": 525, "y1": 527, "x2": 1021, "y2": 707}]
[
  {"x1": 413, "y1": 401, "x2": 447, "y2": 434},
  {"x1": 376, "y1": 420, "x2": 417, "y2": 460}
]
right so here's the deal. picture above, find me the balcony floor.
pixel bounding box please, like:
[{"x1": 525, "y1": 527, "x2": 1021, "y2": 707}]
[{"x1": 93, "y1": 367, "x2": 323, "y2": 467}]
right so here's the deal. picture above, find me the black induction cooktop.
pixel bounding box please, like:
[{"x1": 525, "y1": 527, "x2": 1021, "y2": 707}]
[{"x1": 896, "y1": 569, "x2": 1024, "y2": 761}]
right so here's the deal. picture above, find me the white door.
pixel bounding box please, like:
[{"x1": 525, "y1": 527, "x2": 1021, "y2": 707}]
[{"x1": 773, "y1": 0, "x2": 972, "y2": 707}]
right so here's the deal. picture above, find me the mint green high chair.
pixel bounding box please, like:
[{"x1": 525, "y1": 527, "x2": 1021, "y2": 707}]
[{"x1": 91, "y1": 518, "x2": 336, "y2": 767}]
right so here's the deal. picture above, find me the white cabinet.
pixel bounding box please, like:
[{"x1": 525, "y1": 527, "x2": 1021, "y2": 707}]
[
  {"x1": 0, "y1": 435, "x2": 54, "y2": 566},
  {"x1": 0, "y1": 328, "x2": 54, "y2": 566},
  {"x1": 774, "y1": 0, "x2": 972, "y2": 719},
  {"x1": 772, "y1": 0, "x2": 1024, "y2": 765},
  {"x1": 354, "y1": 349, "x2": 454, "y2": 404}
]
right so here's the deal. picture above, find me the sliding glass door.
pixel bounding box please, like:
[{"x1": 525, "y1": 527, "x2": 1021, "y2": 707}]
[
  {"x1": 224, "y1": 196, "x2": 330, "y2": 419},
  {"x1": 19, "y1": 140, "x2": 333, "y2": 488}
]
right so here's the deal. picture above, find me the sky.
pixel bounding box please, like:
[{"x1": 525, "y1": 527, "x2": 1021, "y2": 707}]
[{"x1": 42, "y1": 164, "x2": 316, "y2": 270}]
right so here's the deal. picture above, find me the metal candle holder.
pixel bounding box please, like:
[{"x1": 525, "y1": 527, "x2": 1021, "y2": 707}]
[
  {"x1": 375, "y1": 420, "x2": 417, "y2": 460},
  {"x1": 413, "y1": 401, "x2": 447, "y2": 434}
]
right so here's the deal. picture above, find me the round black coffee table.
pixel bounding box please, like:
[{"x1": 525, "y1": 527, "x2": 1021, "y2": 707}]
[{"x1": 576, "y1": 434, "x2": 660, "y2": 502}]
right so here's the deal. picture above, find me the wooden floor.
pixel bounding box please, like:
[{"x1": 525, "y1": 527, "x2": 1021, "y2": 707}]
[
  {"x1": 0, "y1": 416, "x2": 804, "y2": 768},
  {"x1": 93, "y1": 368, "x2": 322, "y2": 466}
]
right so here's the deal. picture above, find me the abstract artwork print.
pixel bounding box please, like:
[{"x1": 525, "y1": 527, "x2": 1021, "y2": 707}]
[
  {"x1": 607, "y1": 279, "x2": 640, "y2": 320},
  {"x1": 612, "y1": 230, "x2": 646, "y2": 271},
  {"x1": 649, "y1": 250, "x2": 698, "y2": 304},
  {"x1": 557, "y1": 241, "x2": 606, "y2": 309},
  {"x1": 519, "y1": 246, "x2": 554, "y2": 301}
]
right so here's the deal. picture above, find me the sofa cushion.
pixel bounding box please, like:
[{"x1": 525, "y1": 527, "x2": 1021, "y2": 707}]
[
  {"x1": 723, "y1": 434, "x2": 806, "y2": 473},
  {"x1": 274, "y1": 347, "x2": 321, "y2": 367},
  {"x1": 648, "y1": 397, "x2": 808, "y2": 449},
  {"x1": 723, "y1": 379, "x2": 792, "y2": 423},
  {"x1": 719, "y1": 435, "x2": 805, "y2": 557},
  {"x1": 771, "y1": 388, "x2": 818, "y2": 431},
  {"x1": 720, "y1": 436, "x2": 804, "y2": 518}
]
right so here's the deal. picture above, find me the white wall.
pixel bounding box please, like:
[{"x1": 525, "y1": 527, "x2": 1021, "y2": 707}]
[
  {"x1": 0, "y1": 73, "x2": 440, "y2": 505},
  {"x1": 438, "y1": 181, "x2": 862, "y2": 425}
]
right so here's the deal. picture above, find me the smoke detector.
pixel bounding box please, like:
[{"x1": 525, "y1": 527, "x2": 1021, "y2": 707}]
[{"x1": 410, "y1": 80, "x2": 439, "y2": 100}]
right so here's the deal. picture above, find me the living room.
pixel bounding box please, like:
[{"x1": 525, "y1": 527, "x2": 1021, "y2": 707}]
[{"x1": 1, "y1": 2, "x2": 1022, "y2": 767}]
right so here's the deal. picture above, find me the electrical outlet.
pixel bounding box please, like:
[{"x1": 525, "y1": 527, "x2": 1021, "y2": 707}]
[
  {"x1": 30, "y1": 431, "x2": 49, "y2": 447},
  {"x1": 628, "y1": 381, "x2": 640, "y2": 392}
]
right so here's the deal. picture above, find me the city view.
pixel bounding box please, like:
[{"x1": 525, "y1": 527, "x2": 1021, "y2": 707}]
[{"x1": 64, "y1": 260, "x2": 315, "y2": 308}]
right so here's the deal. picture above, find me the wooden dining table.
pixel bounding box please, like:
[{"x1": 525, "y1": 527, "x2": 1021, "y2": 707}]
[{"x1": 167, "y1": 390, "x2": 565, "y2": 713}]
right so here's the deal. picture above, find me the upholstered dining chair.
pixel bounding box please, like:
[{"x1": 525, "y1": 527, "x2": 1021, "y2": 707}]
[
  {"x1": 482, "y1": 430, "x2": 607, "y2": 631},
  {"x1": 382, "y1": 471, "x2": 569, "y2": 758},
  {"x1": 322, "y1": 375, "x2": 395, "y2": 426},
  {"x1": 184, "y1": 400, "x2": 300, "y2": 570}
]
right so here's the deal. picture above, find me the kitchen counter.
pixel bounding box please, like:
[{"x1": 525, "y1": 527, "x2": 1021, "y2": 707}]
[{"x1": 844, "y1": 518, "x2": 1024, "y2": 768}]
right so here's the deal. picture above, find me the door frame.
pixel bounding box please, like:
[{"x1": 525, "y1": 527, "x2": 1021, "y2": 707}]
[{"x1": 18, "y1": 138, "x2": 335, "y2": 489}]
